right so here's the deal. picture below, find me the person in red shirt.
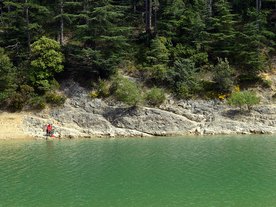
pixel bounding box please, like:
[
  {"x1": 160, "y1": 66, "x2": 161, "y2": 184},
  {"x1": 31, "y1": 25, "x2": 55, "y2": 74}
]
[{"x1": 46, "y1": 124, "x2": 52, "y2": 136}]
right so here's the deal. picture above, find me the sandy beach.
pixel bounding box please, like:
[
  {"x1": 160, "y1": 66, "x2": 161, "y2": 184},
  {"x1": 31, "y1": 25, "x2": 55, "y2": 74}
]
[{"x1": 0, "y1": 112, "x2": 32, "y2": 140}]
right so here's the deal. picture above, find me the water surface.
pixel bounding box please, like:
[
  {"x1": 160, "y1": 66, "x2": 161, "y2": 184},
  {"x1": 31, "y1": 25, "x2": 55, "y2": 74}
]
[{"x1": 1, "y1": 135, "x2": 276, "y2": 206}]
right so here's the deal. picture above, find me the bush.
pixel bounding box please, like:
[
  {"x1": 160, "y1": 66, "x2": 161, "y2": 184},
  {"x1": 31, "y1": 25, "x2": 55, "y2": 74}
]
[
  {"x1": 29, "y1": 96, "x2": 42, "y2": 106},
  {"x1": 115, "y1": 76, "x2": 144, "y2": 107},
  {"x1": 263, "y1": 79, "x2": 272, "y2": 88},
  {"x1": 92, "y1": 77, "x2": 110, "y2": 97},
  {"x1": 37, "y1": 102, "x2": 46, "y2": 109},
  {"x1": 46, "y1": 93, "x2": 66, "y2": 105},
  {"x1": 227, "y1": 90, "x2": 260, "y2": 111},
  {"x1": 166, "y1": 59, "x2": 199, "y2": 98},
  {"x1": 176, "y1": 83, "x2": 193, "y2": 99},
  {"x1": 145, "y1": 86, "x2": 166, "y2": 106},
  {"x1": 37, "y1": 79, "x2": 60, "y2": 94},
  {"x1": 213, "y1": 58, "x2": 233, "y2": 92},
  {"x1": 10, "y1": 85, "x2": 34, "y2": 111}
]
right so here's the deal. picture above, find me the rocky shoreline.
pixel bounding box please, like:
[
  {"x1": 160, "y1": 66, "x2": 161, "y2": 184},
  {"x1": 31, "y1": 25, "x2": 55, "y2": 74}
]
[{"x1": 18, "y1": 80, "x2": 276, "y2": 140}]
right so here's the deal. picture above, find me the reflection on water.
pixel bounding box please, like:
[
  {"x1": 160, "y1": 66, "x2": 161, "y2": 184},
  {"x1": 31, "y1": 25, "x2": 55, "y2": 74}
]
[{"x1": 1, "y1": 135, "x2": 276, "y2": 206}]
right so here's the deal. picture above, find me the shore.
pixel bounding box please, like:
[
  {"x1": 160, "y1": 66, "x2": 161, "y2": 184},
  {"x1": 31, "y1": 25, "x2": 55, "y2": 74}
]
[
  {"x1": 3, "y1": 79, "x2": 276, "y2": 140},
  {"x1": 0, "y1": 112, "x2": 33, "y2": 140}
]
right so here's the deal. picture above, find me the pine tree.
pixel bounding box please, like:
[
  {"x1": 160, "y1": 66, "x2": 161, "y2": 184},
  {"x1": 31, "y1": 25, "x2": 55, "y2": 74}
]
[
  {"x1": 206, "y1": 0, "x2": 237, "y2": 60},
  {"x1": 0, "y1": 47, "x2": 17, "y2": 94},
  {"x1": 68, "y1": 0, "x2": 131, "y2": 78}
]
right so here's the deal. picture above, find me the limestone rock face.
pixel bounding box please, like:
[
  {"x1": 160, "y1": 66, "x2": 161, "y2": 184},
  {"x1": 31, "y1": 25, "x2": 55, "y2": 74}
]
[
  {"x1": 20, "y1": 79, "x2": 276, "y2": 139},
  {"x1": 104, "y1": 107, "x2": 197, "y2": 135}
]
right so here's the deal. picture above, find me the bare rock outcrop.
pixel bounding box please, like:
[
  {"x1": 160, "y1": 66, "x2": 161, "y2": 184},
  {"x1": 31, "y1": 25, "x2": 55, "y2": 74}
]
[{"x1": 21, "y1": 79, "x2": 276, "y2": 139}]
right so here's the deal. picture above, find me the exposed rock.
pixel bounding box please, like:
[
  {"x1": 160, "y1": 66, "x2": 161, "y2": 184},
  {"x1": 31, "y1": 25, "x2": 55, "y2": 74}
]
[
  {"x1": 19, "y1": 80, "x2": 276, "y2": 139},
  {"x1": 104, "y1": 107, "x2": 197, "y2": 136}
]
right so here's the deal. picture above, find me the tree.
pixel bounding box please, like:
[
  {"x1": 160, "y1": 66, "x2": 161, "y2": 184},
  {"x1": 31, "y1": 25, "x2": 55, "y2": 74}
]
[
  {"x1": 115, "y1": 76, "x2": 144, "y2": 107},
  {"x1": 213, "y1": 57, "x2": 233, "y2": 92},
  {"x1": 205, "y1": 0, "x2": 237, "y2": 60},
  {"x1": 0, "y1": 47, "x2": 17, "y2": 94},
  {"x1": 30, "y1": 36, "x2": 64, "y2": 84}
]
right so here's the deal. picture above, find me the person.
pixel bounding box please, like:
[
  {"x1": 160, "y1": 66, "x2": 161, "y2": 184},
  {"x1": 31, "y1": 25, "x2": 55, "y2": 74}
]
[{"x1": 46, "y1": 124, "x2": 52, "y2": 136}]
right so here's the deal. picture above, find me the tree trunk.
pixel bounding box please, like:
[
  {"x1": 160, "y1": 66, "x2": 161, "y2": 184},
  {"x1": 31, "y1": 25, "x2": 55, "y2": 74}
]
[
  {"x1": 55, "y1": 3, "x2": 58, "y2": 42},
  {"x1": 25, "y1": 0, "x2": 31, "y2": 55},
  {"x1": 149, "y1": 0, "x2": 152, "y2": 33},
  {"x1": 60, "y1": 0, "x2": 64, "y2": 45}
]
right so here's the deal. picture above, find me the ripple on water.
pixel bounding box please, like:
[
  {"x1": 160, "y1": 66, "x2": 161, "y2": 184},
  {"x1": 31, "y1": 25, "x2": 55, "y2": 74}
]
[{"x1": 1, "y1": 135, "x2": 276, "y2": 206}]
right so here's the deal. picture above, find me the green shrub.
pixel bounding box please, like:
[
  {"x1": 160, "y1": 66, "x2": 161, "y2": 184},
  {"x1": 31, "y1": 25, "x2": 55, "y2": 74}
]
[
  {"x1": 145, "y1": 86, "x2": 166, "y2": 106},
  {"x1": 88, "y1": 92, "x2": 99, "y2": 98},
  {"x1": 37, "y1": 79, "x2": 60, "y2": 93},
  {"x1": 115, "y1": 76, "x2": 144, "y2": 107},
  {"x1": 176, "y1": 83, "x2": 193, "y2": 99},
  {"x1": 10, "y1": 85, "x2": 34, "y2": 111},
  {"x1": 37, "y1": 102, "x2": 46, "y2": 109},
  {"x1": 263, "y1": 79, "x2": 272, "y2": 88},
  {"x1": 93, "y1": 77, "x2": 110, "y2": 97},
  {"x1": 0, "y1": 92, "x2": 11, "y2": 107},
  {"x1": 166, "y1": 59, "x2": 199, "y2": 98},
  {"x1": 46, "y1": 93, "x2": 66, "y2": 105},
  {"x1": 227, "y1": 90, "x2": 260, "y2": 111},
  {"x1": 29, "y1": 95, "x2": 43, "y2": 106},
  {"x1": 11, "y1": 93, "x2": 25, "y2": 111},
  {"x1": 243, "y1": 90, "x2": 261, "y2": 110},
  {"x1": 213, "y1": 58, "x2": 233, "y2": 92}
]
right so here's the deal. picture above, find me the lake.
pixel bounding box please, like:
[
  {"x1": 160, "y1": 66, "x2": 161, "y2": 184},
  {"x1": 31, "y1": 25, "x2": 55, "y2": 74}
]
[{"x1": 1, "y1": 135, "x2": 276, "y2": 206}]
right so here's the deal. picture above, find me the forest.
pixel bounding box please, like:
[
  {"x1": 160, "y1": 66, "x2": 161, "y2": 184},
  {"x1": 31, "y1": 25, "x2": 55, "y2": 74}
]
[{"x1": 0, "y1": 0, "x2": 275, "y2": 110}]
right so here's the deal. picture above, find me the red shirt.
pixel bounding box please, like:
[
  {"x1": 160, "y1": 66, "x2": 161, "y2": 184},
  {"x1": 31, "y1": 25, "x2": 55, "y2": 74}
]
[{"x1": 47, "y1": 125, "x2": 52, "y2": 130}]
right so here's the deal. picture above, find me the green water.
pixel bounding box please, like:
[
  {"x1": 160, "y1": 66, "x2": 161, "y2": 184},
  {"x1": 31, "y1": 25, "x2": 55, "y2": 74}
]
[{"x1": 1, "y1": 135, "x2": 276, "y2": 206}]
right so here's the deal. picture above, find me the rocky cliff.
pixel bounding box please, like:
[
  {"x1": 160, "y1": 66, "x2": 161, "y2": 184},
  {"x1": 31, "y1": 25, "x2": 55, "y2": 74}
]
[{"x1": 21, "y1": 80, "x2": 276, "y2": 140}]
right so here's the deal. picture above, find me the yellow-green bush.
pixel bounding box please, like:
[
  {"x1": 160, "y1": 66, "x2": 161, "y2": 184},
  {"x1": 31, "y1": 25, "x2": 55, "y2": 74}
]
[
  {"x1": 46, "y1": 93, "x2": 66, "y2": 105},
  {"x1": 227, "y1": 90, "x2": 260, "y2": 111},
  {"x1": 145, "y1": 86, "x2": 166, "y2": 106},
  {"x1": 37, "y1": 102, "x2": 46, "y2": 109}
]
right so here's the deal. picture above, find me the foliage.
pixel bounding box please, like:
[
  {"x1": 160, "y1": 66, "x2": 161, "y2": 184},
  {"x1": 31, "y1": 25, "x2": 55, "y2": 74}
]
[
  {"x1": 28, "y1": 95, "x2": 43, "y2": 107},
  {"x1": 37, "y1": 102, "x2": 46, "y2": 110},
  {"x1": 45, "y1": 93, "x2": 67, "y2": 105},
  {"x1": 146, "y1": 36, "x2": 169, "y2": 66},
  {"x1": 243, "y1": 90, "x2": 261, "y2": 110},
  {"x1": 92, "y1": 78, "x2": 110, "y2": 98},
  {"x1": 207, "y1": 0, "x2": 237, "y2": 59},
  {"x1": 170, "y1": 44, "x2": 208, "y2": 67},
  {"x1": 11, "y1": 85, "x2": 34, "y2": 111},
  {"x1": 176, "y1": 83, "x2": 193, "y2": 99},
  {"x1": 227, "y1": 90, "x2": 260, "y2": 111},
  {"x1": 166, "y1": 59, "x2": 200, "y2": 98},
  {"x1": 262, "y1": 77, "x2": 272, "y2": 88},
  {"x1": 30, "y1": 36, "x2": 65, "y2": 84},
  {"x1": 213, "y1": 58, "x2": 233, "y2": 93},
  {"x1": 0, "y1": 47, "x2": 17, "y2": 94},
  {"x1": 37, "y1": 79, "x2": 60, "y2": 94},
  {"x1": 115, "y1": 76, "x2": 144, "y2": 107},
  {"x1": 145, "y1": 86, "x2": 166, "y2": 106},
  {"x1": 88, "y1": 92, "x2": 99, "y2": 99}
]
